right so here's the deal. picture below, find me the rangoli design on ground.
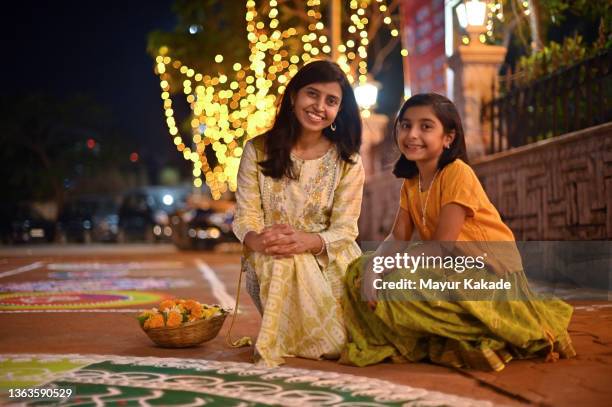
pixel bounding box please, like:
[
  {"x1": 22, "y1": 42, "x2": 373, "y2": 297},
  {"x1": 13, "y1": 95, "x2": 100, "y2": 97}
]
[
  {"x1": 0, "y1": 291, "x2": 168, "y2": 310},
  {"x1": 47, "y1": 271, "x2": 130, "y2": 280},
  {"x1": 0, "y1": 278, "x2": 193, "y2": 293},
  {"x1": 46, "y1": 262, "x2": 184, "y2": 271},
  {"x1": 0, "y1": 354, "x2": 493, "y2": 406}
]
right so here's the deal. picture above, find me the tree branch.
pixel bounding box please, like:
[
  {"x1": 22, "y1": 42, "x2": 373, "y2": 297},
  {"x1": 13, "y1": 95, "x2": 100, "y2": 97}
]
[
  {"x1": 278, "y1": 0, "x2": 313, "y2": 26},
  {"x1": 510, "y1": 0, "x2": 529, "y2": 49},
  {"x1": 502, "y1": 19, "x2": 519, "y2": 49},
  {"x1": 370, "y1": 36, "x2": 400, "y2": 77}
]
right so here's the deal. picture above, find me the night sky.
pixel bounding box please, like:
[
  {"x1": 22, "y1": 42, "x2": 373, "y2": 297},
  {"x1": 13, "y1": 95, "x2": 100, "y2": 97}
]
[
  {"x1": 2, "y1": 0, "x2": 178, "y2": 174},
  {"x1": 2, "y1": 1, "x2": 405, "y2": 181}
]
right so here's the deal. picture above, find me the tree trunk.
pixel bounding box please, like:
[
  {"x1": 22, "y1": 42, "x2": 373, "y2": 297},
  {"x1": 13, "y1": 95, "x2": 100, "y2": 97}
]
[
  {"x1": 29, "y1": 143, "x2": 64, "y2": 220},
  {"x1": 527, "y1": 0, "x2": 543, "y2": 52}
]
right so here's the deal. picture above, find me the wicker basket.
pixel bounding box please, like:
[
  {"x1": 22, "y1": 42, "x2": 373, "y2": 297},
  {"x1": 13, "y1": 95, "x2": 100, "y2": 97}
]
[{"x1": 143, "y1": 311, "x2": 228, "y2": 348}]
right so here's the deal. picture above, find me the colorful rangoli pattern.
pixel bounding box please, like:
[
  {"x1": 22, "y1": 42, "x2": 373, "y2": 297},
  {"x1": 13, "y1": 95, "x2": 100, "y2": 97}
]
[
  {"x1": 0, "y1": 278, "x2": 193, "y2": 293},
  {"x1": 0, "y1": 291, "x2": 168, "y2": 310},
  {"x1": 0, "y1": 354, "x2": 492, "y2": 406},
  {"x1": 47, "y1": 271, "x2": 130, "y2": 279}
]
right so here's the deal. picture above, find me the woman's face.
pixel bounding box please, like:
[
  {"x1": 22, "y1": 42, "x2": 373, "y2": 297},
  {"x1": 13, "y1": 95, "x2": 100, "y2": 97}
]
[{"x1": 291, "y1": 81, "x2": 342, "y2": 135}]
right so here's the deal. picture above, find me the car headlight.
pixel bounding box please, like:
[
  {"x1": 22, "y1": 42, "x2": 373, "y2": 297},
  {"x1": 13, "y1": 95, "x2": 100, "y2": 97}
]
[
  {"x1": 208, "y1": 213, "x2": 225, "y2": 226},
  {"x1": 207, "y1": 227, "x2": 221, "y2": 239},
  {"x1": 153, "y1": 210, "x2": 169, "y2": 225},
  {"x1": 181, "y1": 210, "x2": 196, "y2": 223}
]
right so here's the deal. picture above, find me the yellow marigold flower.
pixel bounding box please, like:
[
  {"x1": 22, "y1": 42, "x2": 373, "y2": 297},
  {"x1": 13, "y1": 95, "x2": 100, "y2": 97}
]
[
  {"x1": 145, "y1": 314, "x2": 165, "y2": 329},
  {"x1": 158, "y1": 299, "x2": 176, "y2": 311},
  {"x1": 202, "y1": 306, "x2": 220, "y2": 320},
  {"x1": 166, "y1": 310, "x2": 182, "y2": 328},
  {"x1": 138, "y1": 310, "x2": 154, "y2": 319}
]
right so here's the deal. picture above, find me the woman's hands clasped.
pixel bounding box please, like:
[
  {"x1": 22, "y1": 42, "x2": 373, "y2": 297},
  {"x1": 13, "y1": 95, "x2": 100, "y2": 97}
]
[{"x1": 244, "y1": 224, "x2": 324, "y2": 258}]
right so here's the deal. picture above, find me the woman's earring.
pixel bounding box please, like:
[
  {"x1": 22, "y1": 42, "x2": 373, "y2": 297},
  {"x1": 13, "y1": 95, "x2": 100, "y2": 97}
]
[{"x1": 330, "y1": 122, "x2": 337, "y2": 131}]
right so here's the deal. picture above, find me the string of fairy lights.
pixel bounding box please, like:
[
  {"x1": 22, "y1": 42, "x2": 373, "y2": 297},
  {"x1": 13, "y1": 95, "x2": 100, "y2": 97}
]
[
  {"x1": 486, "y1": 1, "x2": 531, "y2": 40},
  {"x1": 154, "y1": 0, "x2": 401, "y2": 199},
  {"x1": 459, "y1": 1, "x2": 531, "y2": 45}
]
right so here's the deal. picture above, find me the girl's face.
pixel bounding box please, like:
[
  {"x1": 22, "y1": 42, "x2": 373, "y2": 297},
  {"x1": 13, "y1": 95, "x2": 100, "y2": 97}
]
[
  {"x1": 396, "y1": 105, "x2": 455, "y2": 165},
  {"x1": 291, "y1": 81, "x2": 342, "y2": 135}
]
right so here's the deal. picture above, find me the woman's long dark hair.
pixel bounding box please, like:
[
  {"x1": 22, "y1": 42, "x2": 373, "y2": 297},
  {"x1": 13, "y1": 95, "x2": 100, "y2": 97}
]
[
  {"x1": 258, "y1": 60, "x2": 362, "y2": 179},
  {"x1": 392, "y1": 93, "x2": 468, "y2": 179}
]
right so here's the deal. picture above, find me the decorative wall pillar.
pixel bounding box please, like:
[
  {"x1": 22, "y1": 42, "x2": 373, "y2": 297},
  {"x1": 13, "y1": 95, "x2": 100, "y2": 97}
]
[
  {"x1": 360, "y1": 113, "x2": 389, "y2": 180},
  {"x1": 448, "y1": 39, "x2": 505, "y2": 158}
]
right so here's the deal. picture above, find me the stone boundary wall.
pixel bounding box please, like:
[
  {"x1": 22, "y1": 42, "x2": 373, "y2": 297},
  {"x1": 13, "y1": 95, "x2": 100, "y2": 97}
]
[{"x1": 358, "y1": 122, "x2": 612, "y2": 241}]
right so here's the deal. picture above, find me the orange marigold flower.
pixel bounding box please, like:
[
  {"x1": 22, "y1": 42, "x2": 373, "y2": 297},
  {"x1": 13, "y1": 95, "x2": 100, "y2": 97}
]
[
  {"x1": 166, "y1": 310, "x2": 182, "y2": 328},
  {"x1": 145, "y1": 314, "x2": 165, "y2": 329},
  {"x1": 191, "y1": 306, "x2": 204, "y2": 319},
  {"x1": 184, "y1": 299, "x2": 199, "y2": 310},
  {"x1": 184, "y1": 300, "x2": 203, "y2": 318},
  {"x1": 158, "y1": 299, "x2": 176, "y2": 311}
]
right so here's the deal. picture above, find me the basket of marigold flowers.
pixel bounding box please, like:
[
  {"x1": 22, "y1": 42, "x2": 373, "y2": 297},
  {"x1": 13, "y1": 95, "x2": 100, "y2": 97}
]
[{"x1": 138, "y1": 299, "x2": 229, "y2": 348}]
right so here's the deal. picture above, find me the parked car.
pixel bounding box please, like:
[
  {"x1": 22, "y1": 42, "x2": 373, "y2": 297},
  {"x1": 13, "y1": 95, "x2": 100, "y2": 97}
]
[
  {"x1": 117, "y1": 186, "x2": 190, "y2": 243},
  {"x1": 0, "y1": 203, "x2": 56, "y2": 244},
  {"x1": 56, "y1": 195, "x2": 119, "y2": 243},
  {"x1": 171, "y1": 193, "x2": 236, "y2": 250}
]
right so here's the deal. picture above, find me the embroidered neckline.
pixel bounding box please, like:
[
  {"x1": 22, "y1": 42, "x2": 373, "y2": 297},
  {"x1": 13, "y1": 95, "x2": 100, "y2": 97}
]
[{"x1": 290, "y1": 145, "x2": 335, "y2": 162}]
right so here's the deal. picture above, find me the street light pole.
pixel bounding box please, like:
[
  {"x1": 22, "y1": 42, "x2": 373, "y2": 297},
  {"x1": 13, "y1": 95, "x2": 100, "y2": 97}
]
[{"x1": 330, "y1": 0, "x2": 341, "y2": 61}]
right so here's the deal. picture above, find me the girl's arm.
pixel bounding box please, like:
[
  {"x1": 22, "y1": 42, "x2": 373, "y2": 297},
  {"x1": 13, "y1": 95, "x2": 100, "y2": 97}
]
[
  {"x1": 388, "y1": 206, "x2": 413, "y2": 241},
  {"x1": 363, "y1": 203, "x2": 466, "y2": 301},
  {"x1": 363, "y1": 203, "x2": 469, "y2": 308},
  {"x1": 432, "y1": 203, "x2": 467, "y2": 241},
  {"x1": 361, "y1": 206, "x2": 412, "y2": 304}
]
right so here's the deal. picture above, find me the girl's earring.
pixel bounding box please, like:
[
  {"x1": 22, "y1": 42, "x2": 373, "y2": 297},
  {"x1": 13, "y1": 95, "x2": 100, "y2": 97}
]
[{"x1": 330, "y1": 122, "x2": 337, "y2": 131}]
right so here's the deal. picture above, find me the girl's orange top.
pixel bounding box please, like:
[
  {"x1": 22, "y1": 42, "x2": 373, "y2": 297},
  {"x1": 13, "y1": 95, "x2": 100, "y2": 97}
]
[{"x1": 399, "y1": 159, "x2": 515, "y2": 242}]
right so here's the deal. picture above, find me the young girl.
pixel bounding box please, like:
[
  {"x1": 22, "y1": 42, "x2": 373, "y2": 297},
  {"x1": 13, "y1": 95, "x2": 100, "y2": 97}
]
[
  {"x1": 232, "y1": 60, "x2": 364, "y2": 367},
  {"x1": 341, "y1": 93, "x2": 575, "y2": 371}
]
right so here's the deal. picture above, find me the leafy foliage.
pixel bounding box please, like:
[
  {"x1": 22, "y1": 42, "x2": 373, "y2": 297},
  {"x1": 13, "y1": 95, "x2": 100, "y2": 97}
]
[
  {"x1": 0, "y1": 93, "x2": 136, "y2": 208},
  {"x1": 514, "y1": 22, "x2": 610, "y2": 85}
]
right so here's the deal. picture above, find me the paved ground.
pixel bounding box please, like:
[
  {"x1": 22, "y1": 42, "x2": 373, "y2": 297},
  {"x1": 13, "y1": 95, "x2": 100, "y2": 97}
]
[{"x1": 0, "y1": 244, "x2": 610, "y2": 406}]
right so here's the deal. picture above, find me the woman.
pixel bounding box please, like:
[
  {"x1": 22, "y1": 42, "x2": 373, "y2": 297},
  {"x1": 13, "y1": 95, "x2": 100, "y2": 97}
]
[{"x1": 232, "y1": 60, "x2": 364, "y2": 367}]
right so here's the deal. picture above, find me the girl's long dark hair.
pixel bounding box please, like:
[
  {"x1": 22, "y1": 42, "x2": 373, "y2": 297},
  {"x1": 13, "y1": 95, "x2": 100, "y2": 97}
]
[
  {"x1": 392, "y1": 93, "x2": 468, "y2": 179},
  {"x1": 258, "y1": 60, "x2": 362, "y2": 179}
]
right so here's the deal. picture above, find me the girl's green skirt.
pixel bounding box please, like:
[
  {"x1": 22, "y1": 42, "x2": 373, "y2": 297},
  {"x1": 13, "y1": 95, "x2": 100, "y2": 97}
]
[{"x1": 340, "y1": 254, "x2": 576, "y2": 371}]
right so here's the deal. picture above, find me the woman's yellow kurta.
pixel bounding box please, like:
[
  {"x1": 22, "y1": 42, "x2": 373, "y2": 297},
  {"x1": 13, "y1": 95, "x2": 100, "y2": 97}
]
[{"x1": 233, "y1": 137, "x2": 364, "y2": 367}]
